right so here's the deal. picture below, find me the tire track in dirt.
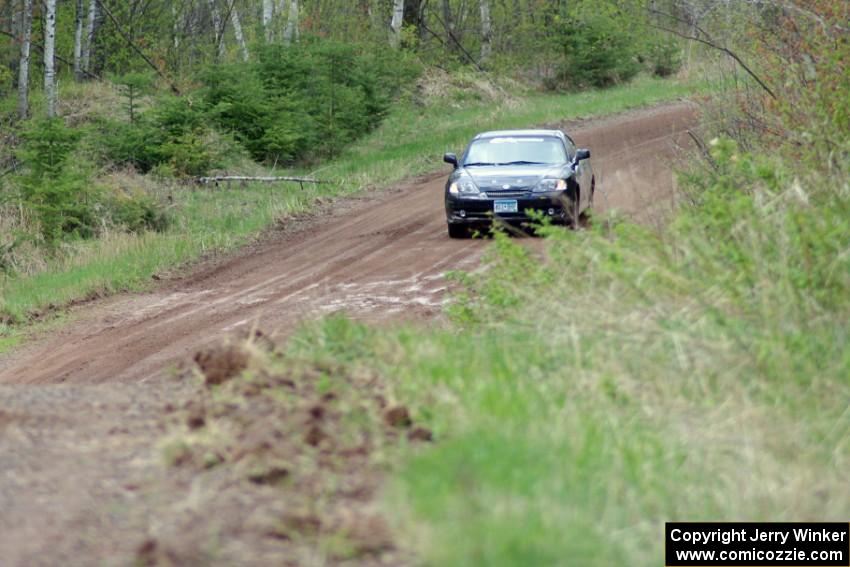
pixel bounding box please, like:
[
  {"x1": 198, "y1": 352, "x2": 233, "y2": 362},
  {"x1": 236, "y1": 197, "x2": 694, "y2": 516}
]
[{"x1": 0, "y1": 101, "x2": 697, "y2": 386}]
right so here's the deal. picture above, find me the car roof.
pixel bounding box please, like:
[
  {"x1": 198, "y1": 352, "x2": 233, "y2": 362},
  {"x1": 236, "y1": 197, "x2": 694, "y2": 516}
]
[{"x1": 474, "y1": 129, "x2": 565, "y2": 140}]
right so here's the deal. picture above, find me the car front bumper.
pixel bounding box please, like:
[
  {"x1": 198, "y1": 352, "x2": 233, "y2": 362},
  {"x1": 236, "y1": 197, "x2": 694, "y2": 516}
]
[{"x1": 445, "y1": 193, "x2": 573, "y2": 225}]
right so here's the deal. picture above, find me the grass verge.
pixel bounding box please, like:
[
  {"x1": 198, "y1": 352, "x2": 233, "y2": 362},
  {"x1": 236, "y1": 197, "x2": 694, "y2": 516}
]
[
  {"x1": 280, "y1": 141, "x2": 850, "y2": 564},
  {"x1": 0, "y1": 75, "x2": 696, "y2": 354}
]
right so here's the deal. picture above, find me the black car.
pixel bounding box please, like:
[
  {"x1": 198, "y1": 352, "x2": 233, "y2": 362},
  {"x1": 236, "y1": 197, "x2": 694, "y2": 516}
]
[{"x1": 443, "y1": 129, "x2": 594, "y2": 238}]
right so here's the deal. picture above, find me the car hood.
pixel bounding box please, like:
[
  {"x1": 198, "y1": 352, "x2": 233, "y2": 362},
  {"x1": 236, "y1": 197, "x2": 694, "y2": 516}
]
[{"x1": 461, "y1": 164, "x2": 571, "y2": 190}]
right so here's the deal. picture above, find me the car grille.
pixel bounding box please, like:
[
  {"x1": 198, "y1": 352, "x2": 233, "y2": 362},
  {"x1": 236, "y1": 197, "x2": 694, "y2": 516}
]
[{"x1": 485, "y1": 189, "x2": 530, "y2": 199}]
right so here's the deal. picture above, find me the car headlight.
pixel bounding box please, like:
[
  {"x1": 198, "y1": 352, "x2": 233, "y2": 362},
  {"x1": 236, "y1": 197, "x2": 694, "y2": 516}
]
[
  {"x1": 533, "y1": 178, "x2": 568, "y2": 193},
  {"x1": 449, "y1": 177, "x2": 480, "y2": 195}
]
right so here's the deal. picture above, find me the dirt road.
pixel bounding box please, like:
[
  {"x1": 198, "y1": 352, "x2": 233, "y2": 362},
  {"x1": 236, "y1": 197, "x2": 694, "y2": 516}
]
[
  {"x1": 0, "y1": 102, "x2": 696, "y2": 566},
  {"x1": 0, "y1": 102, "x2": 696, "y2": 386}
]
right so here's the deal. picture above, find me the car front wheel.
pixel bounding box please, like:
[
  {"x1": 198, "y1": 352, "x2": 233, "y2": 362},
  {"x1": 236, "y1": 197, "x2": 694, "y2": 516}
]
[
  {"x1": 447, "y1": 223, "x2": 468, "y2": 239},
  {"x1": 569, "y1": 189, "x2": 581, "y2": 228}
]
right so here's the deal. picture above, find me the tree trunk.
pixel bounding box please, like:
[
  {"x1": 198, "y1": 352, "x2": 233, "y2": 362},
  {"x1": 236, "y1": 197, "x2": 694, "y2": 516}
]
[
  {"x1": 262, "y1": 0, "x2": 274, "y2": 42},
  {"x1": 277, "y1": 0, "x2": 287, "y2": 32},
  {"x1": 231, "y1": 6, "x2": 249, "y2": 61},
  {"x1": 442, "y1": 0, "x2": 452, "y2": 33},
  {"x1": 73, "y1": 0, "x2": 84, "y2": 81},
  {"x1": 17, "y1": 0, "x2": 33, "y2": 119},
  {"x1": 44, "y1": 0, "x2": 57, "y2": 118},
  {"x1": 172, "y1": 0, "x2": 180, "y2": 51},
  {"x1": 416, "y1": 0, "x2": 428, "y2": 42},
  {"x1": 479, "y1": 0, "x2": 492, "y2": 64},
  {"x1": 403, "y1": 0, "x2": 423, "y2": 40},
  {"x1": 6, "y1": 0, "x2": 20, "y2": 77},
  {"x1": 283, "y1": 0, "x2": 298, "y2": 44},
  {"x1": 442, "y1": 0, "x2": 453, "y2": 54},
  {"x1": 390, "y1": 0, "x2": 404, "y2": 47},
  {"x1": 208, "y1": 0, "x2": 225, "y2": 59},
  {"x1": 81, "y1": 0, "x2": 97, "y2": 73}
]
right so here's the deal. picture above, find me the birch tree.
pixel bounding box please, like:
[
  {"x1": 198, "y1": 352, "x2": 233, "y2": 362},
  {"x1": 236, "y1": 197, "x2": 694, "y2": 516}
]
[
  {"x1": 3, "y1": 1, "x2": 19, "y2": 74},
  {"x1": 231, "y1": 4, "x2": 249, "y2": 61},
  {"x1": 81, "y1": 0, "x2": 97, "y2": 74},
  {"x1": 44, "y1": 0, "x2": 57, "y2": 117},
  {"x1": 172, "y1": 1, "x2": 181, "y2": 51},
  {"x1": 283, "y1": 0, "x2": 299, "y2": 44},
  {"x1": 208, "y1": 0, "x2": 225, "y2": 59},
  {"x1": 17, "y1": 0, "x2": 33, "y2": 119},
  {"x1": 442, "y1": 0, "x2": 452, "y2": 36},
  {"x1": 73, "y1": 0, "x2": 84, "y2": 81},
  {"x1": 390, "y1": 0, "x2": 404, "y2": 47},
  {"x1": 276, "y1": 0, "x2": 286, "y2": 35},
  {"x1": 262, "y1": 0, "x2": 274, "y2": 42},
  {"x1": 479, "y1": 0, "x2": 492, "y2": 64}
]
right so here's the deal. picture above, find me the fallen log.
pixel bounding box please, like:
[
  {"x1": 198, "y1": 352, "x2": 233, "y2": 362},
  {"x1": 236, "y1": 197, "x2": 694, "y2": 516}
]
[{"x1": 197, "y1": 175, "x2": 328, "y2": 187}]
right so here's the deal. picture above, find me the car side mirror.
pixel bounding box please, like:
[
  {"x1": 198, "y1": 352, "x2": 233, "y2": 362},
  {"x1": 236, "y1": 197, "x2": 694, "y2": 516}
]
[
  {"x1": 443, "y1": 153, "x2": 458, "y2": 168},
  {"x1": 575, "y1": 149, "x2": 591, "y2": 162}
]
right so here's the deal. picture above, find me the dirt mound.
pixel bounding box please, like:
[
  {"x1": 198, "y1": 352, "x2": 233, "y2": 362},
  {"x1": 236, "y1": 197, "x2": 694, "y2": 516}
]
[
  {"x1": 193, "y1": 344, "x2": 250, "y2": 385},
  {"x1": 150, "y1": 333, "x2": 430, "y2": 563},
  {"x1": 416, "y1": 67, "x2": 523, "y2": 107}
]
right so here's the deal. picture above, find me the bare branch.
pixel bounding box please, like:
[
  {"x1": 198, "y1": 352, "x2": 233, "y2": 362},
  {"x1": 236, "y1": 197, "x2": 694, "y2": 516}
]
[
  {"x1": 427, "y1": 5, "x2": 484, "y2": 72},
  {"x1": 95, "y1": 0, "x2": 181, "y2": 94},
  {"x1": 647, "y1": 7, "x2": 777, "y2": 100},
  {"x1": 0, "y1": 28, "x2": 100, "y2": 81}
]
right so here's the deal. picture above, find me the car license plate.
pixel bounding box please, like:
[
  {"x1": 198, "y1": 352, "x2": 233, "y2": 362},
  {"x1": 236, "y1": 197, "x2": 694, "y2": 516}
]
[{"x1": 494, "y1": 200, "x2": 518, "y2": 214}]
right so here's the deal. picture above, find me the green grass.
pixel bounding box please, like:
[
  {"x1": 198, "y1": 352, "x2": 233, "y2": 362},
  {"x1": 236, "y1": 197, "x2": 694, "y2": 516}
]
[
  {"x1": 0, "y1": 323, "x2": 23, "y2": 352},
  {"x1": 283, "y1": 138, "x2": 850, "y2": 565},
  {"x1": 0, "y1": 75, "x2": 697, "y2": 353}
]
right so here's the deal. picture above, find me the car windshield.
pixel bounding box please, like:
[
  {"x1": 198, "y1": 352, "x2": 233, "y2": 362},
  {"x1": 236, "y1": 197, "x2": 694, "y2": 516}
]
[{"x1": 463, "y1": 136, "x2": 567, "y2": 166}]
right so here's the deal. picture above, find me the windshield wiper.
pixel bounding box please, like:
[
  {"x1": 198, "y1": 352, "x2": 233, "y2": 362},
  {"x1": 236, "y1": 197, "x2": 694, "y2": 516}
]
[
  {"x1": 501, "y1": 160, "x2": 547, "y2": 165},
  {"x1": 463, "y1": 162, "x2": 498, "y2": 167}
]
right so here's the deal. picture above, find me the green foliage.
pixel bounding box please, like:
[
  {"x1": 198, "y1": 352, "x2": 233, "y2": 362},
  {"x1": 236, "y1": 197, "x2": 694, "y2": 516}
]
[
  {"x1": 0, "y1": 66, "x2": 12, "y2": 97},
  {"x1": 16, "y1": 119, "x2": 97, "y2": 243},
  {"x1": 98, "y1": 96, "x2": 218, "y2": 176},
  {"x1": 11, "y1": 119, "x2": 170, "y2": 249},
  {"x1": 111, "y1": 72, "x2": 154, "y2": 123},
  {"x1": 644, "y1": 38, "x2": 682, "y2": 78},
  {"x1": 158, "y1": 130, "x2": 216, "y2": 177},
  {"x1": 675, "y1": 137, "x2": 850, "y2": 315},
  {"x1": 107, "y1": 190, "x2": 170, "y2": 234},
  {"x1": 200, "y1": 61, "x2": 312, "y2": 165},
  {"x1": 549, "y1": 14, "x2": 642, "y2": 90},
  {"x1": 96, "y1": 39, "x2": 419, "y2": 173},
  {"x1": 201, "y1": 39, "x2": 421, "y2": 164},
  {"x1": 18, "y1": 119, "x2": 81, "y2": 181}
]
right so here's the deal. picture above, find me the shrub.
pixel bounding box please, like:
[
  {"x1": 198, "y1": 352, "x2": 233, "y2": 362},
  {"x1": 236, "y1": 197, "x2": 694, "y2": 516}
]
[
  {"x1": 201, "y1": 38, "x2": 420, "y2": 164},
  {"x1": 0, "y1": 211, "x2": 36, "y2": 276},
  {"x1": 200, "y1": 62, "x2": 313, "y2": 164},
  {"x1": 0, "y1": 66, "x2": 12, "y2": 97},
  {"x1": 98, "y1": 96, "x2": 217, "y2": 176},
  {"x1": 12, "y1": 119, "x2": 171, "y2": 247},
  {"x1": 97, "y1": 38, "x2": 419, "y2": 172},
  {"x1": 111, "y1": 72, "x2": 154, "y2": 123},
  {"x1": 15, "y1": 119, "x2": 99, "y2": 243},
  {"x1": 645, "y1": 38, "x2": 682, "y2": 78},
  {"x1": 549, "y1": 14, "x2": 641, "y2": 90},
  {"x1": 158, "y1": 130, "x2": 216, "y2": 177},
  {"x1": 96, "y1": 119, "x2": 155, "y2": 170},
  {"x1": 107, "y1": 189, "x2": 170, "y2": 234}
]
